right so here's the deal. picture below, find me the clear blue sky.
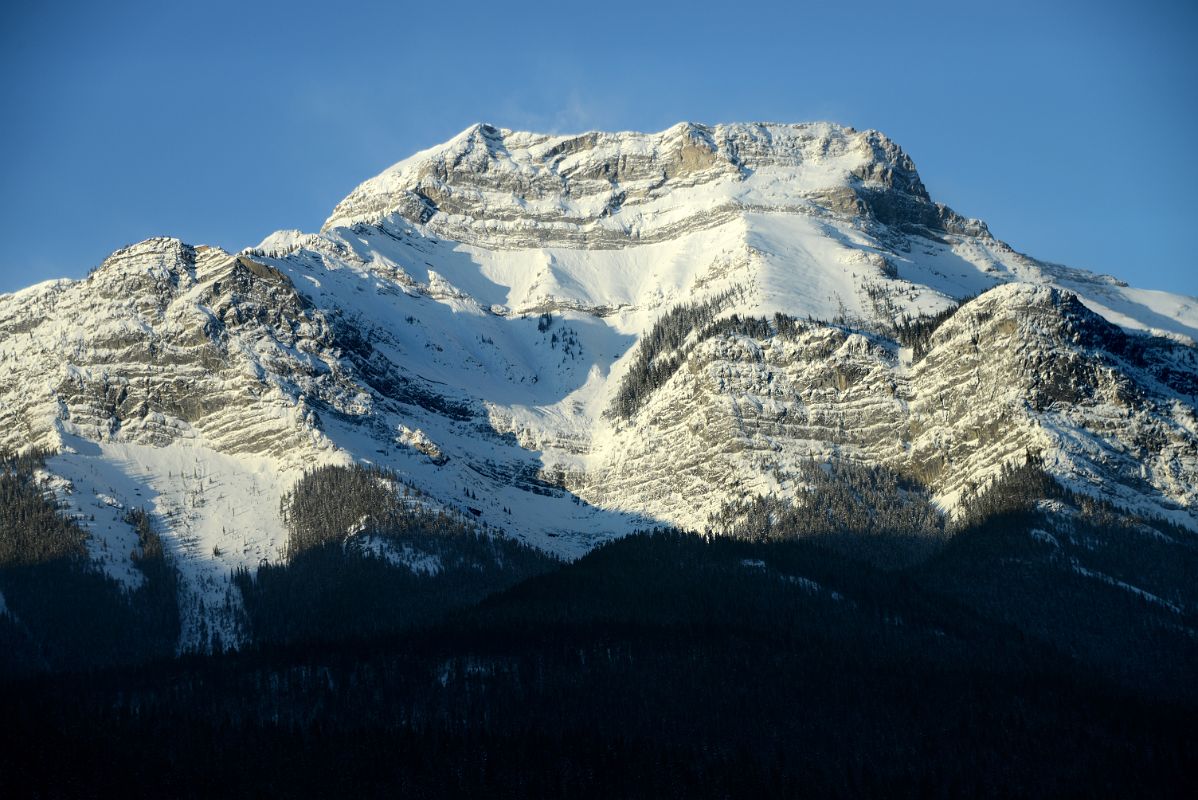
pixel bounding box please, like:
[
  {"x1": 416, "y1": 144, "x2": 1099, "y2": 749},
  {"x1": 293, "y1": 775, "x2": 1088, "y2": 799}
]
[{"x1": 2, "y1": 0, "x2": 1195, "y2": 295}]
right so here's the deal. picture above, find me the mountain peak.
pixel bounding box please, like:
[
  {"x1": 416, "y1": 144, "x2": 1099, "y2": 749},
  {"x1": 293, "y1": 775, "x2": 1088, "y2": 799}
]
[
  {"x1": 321, "y1": 120, "x2": 946, "y2": 247},
  {"x1": 83, "y1": 237, "x2": 200, "y2": 292},
  {"x1": 5, "y1": 120, "x2": 1198, "y2": 657}
]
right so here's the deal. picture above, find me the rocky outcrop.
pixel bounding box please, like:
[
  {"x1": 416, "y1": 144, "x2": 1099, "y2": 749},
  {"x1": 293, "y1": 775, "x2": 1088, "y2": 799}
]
[
  {"x1": 577, "y1": 285, "x2": 1197, "y2": 529},
  {"x1": 0, "y1": 238, "x2": 368, "y2": 462},
  {"x1": 322, "y1": 122, "x2": 987, "y2": 251}
]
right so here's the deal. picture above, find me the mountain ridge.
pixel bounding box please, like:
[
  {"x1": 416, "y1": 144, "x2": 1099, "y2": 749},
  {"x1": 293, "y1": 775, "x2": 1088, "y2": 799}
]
[
  {"x1": 321, "y1": 120, "x2": 989, "y2": 245},
  {"x1": 1, "y1": 120, "x2": 1196, "y2": 651}
]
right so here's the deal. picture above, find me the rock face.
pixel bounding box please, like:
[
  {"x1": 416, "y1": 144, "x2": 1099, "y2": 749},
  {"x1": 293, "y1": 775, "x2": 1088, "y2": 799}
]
[
  {"x1": 324, "y1": 122, "x2": 980, "y2": 250},
  {"x1": 2, "y1": 121, "x2": 1197, "y2": 649},
  {"x1": 0, "y1": 240, "x2": 360, "y2": 459},
  {"x1": 583, "y1": 284, "x2": 1198, "y2": 530}
]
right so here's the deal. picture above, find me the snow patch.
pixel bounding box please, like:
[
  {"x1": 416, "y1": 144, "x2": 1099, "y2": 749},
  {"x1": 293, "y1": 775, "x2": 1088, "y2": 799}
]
[
  {"x1": 1071, "y1": 562, "x2": 1183, "y2": 614},
  {"x1": 352, "y1": 535, "x2": 443, "y2": 575},
  {"x1": 45, "y1": 434, "x2": 320, "y2": 652}
]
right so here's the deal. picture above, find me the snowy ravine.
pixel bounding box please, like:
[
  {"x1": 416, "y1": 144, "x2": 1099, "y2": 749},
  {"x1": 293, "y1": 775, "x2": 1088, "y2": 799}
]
[{"x1": 1, "y1": 121, "x2": 1196, "y2": 651}]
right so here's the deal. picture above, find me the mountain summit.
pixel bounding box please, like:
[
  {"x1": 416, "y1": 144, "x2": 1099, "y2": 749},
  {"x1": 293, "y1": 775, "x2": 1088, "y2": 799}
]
[
  {"x1": 2, "y1": 121, "x2": 1196, "y2": 649},
  {"x1": 322, "y1": 121, "x2": 973, "y2": 242}
]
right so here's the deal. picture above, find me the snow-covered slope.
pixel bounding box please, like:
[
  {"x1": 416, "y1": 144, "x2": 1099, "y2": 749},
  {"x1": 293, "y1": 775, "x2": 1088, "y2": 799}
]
[{"x1": 2, "y1": 121, "x2": 1196, "y2": 650}]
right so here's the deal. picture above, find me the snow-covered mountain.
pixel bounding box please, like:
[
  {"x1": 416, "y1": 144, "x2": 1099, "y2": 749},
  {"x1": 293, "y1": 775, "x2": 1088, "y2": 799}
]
[{"x1": 2, "y1": 121, "x2": 1196, "y2": 650}]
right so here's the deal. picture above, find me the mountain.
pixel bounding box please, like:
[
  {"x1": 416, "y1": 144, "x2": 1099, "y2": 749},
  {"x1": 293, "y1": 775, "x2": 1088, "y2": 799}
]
[{"x1": 1, "y1": 121, "x2": 1197, "y2": 653}]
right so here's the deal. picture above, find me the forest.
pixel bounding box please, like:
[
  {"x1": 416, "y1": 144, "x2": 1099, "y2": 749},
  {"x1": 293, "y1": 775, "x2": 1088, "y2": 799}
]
[
  {"x1": 1, "y1": 452, "x2": 1196, "y2": 796},
  {"x1": 236, "y1": 464, "x2": 558, "y2": 645},
  {"x1": 0, "y1": 451, "x2": 178, "y2": 674}
]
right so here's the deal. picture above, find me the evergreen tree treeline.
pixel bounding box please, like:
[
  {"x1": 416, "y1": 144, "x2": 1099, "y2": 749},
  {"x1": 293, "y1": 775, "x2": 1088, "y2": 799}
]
[
  {"x1": 0, "y1": 450, "x2": 179, "y2": 676},
  {"x1": 609, "y1": 286, "x2": 745, "y2": 419},
  {"x1": 708, "y1": 458, "x2": 949, "y2": 568},
  {"x1": 893, "y1": 295, "x2": 975, "y2": 361},
  {"x1": 0, "y1": 449, "x2": 88, "y2": 567},
  {"x1": 236, "y1": 463, "x2": 558, "y2": 646}
]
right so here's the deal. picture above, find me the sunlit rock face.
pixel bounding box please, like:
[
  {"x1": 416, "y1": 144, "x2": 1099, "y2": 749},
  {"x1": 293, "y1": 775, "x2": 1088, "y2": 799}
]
[
  {"x1": 582, "y1": 283, "x2": 1198, "y2": 530},
  {"x1": 323, "y1": 122, "x2": 982, "y2": 249}
]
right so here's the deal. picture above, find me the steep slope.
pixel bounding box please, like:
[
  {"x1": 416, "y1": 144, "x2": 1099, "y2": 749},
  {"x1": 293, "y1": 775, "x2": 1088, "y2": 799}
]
[
  {"x1": 583, "y1": 284, "x2": 1198, "y2": 530},
  {"x1": 318, "y1": 121, "x2": 1195, "y2": 341},
  {"x1": 1, "y1": 121, "x2": 1196, "y2": 651}
]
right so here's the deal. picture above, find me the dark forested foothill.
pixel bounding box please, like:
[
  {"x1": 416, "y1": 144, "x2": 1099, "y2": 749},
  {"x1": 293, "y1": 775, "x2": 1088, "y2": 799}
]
[
  {"x1": 3, "y1": 527, "x2": 1196, "y2": 798},
  {"x1": 709, "y1": 458, "x2": 949, "y2": 568},
  {"x1": 1, "y1": 455, "x2": 1196, "y2": 797},
  {"x1": 235, "y1": 464, "x2": 558, "y2": 645}
]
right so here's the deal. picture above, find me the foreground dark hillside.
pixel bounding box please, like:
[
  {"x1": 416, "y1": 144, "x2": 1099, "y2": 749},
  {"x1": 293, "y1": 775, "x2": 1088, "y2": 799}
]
[
  {"x1": 2, "y1": 458, "x2": 1196, "y2": 796},
  {"x1": 4, "y1": 528, "x2": 1197, "y2": 797}
]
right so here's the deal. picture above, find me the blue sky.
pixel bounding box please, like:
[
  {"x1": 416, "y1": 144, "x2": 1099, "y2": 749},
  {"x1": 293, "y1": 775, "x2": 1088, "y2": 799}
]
[{"x1": 1, "y1": 0, "x2": 1195, "y2": 295}]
